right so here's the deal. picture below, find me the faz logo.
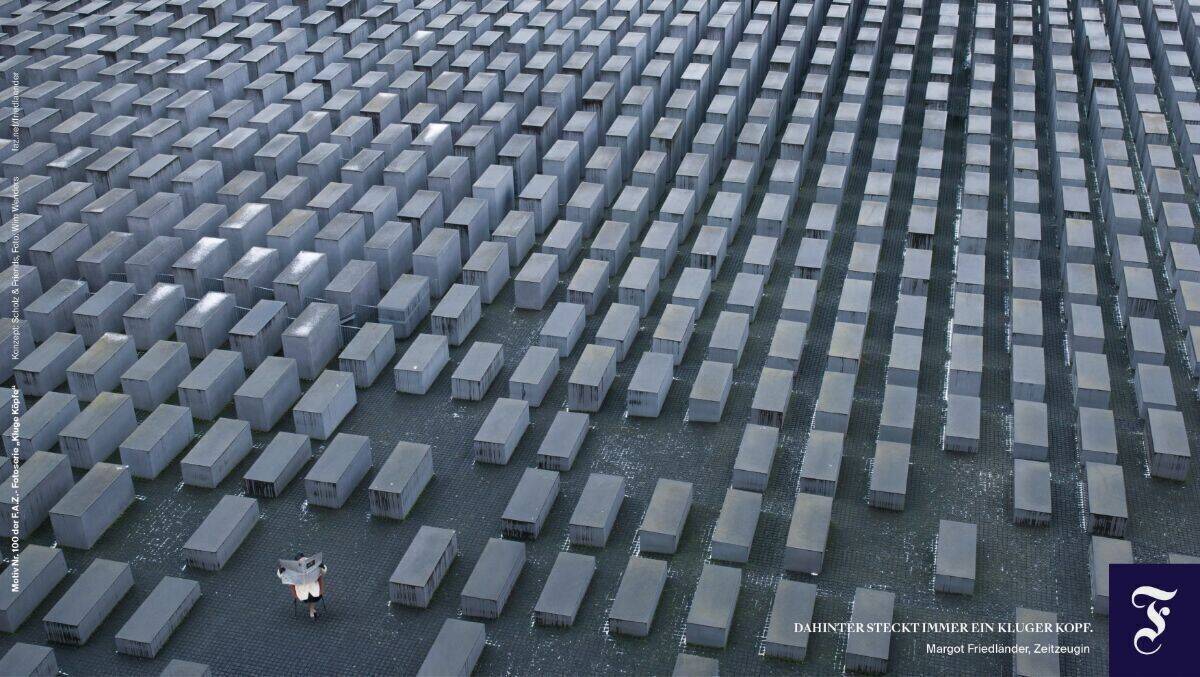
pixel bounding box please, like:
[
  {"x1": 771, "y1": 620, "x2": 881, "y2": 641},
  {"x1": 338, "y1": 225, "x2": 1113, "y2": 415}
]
[
  {"x1": 1131, "y1": 586, "x2": 1175, "y2": 655},
  {"x1": 1111, "y1": 564, "x2": 1200, "y2": 676}
]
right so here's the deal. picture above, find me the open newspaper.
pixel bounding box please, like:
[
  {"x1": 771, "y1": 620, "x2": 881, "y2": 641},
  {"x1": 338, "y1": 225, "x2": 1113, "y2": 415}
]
[{"x1": 277, "y1": 553, "x2": 324, "y2": 587}]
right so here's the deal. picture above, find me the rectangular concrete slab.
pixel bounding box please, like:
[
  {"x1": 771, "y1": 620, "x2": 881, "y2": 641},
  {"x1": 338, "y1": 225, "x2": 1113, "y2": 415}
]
[
  {"x1": 609, "y1": 556, "x2": 669, "y2": 637},
  {"x1": 114, "y1": 577, "x2": 201, "y2": 658},
  {"x1": 684, "y1": 563, "x2": 741, "y2": 648},
  {"x1": 533, "y1": 551, "x2": 595, "y2": 627},
  {"x1": 390, "y1": 526, "x2": 459, "y2": 608}
]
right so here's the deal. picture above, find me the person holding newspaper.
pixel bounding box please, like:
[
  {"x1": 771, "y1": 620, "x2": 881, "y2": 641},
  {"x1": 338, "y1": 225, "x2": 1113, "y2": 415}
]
[{"x1": 276, "y1": 553, "x2": 328, "y2": 619}]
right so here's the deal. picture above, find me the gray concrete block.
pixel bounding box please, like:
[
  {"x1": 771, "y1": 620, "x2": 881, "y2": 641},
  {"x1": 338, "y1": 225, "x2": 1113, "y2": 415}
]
[
  {"x1": 114, "y1": 577, "x2": 201, "y2": 658},
  {"x1": 180, "y1": 418, "x2": 252, "y2": 488},
  {"x1": 390, "y1": 526, "x2": 458, "y2": 608},
  {"x1": 304, "y1": 433, "x2": 372, "y2": 508},
  {"x1": 0, "y1": 546, "x2": 67, "y2": 632},
  {"x1": 639, "y1": 478, "x2": 692, "y2": 554},
  {"x1": 243, "y1": 432, "x2": 312, "y2": 499},
  {"x1": 533, "y1": 551, "x2": 594, "y2": 627},
  {"x1": 461, "y1": 537, "x2": 524, "y2": 619},
  {"x1": 177, "y1": 350, "x2": 245, "y2": 421},
  {"x1": 183, "y1": 495, "x2": 259, "y2": 570},
  {"x1": 684, "y1": 564, "x2": 740, "y2": 648},
  {"x1": 609, "y1": 556, "x2": 668, "y2": 637},
  {"x1": 118, "y1": 404, "x2": 194, "y2": 479},
  {"x1": 41, "y1": 558, "x2": 132, "y2": 645},
  {"x1": 293, "y1": 369, "x2": 357, "y2": 440},
  {"x1": 57, "y1": 392, "x2": 137, "y2": 469},
  {"x1": 416, "y1": 618, "x2": 484, "y2": 677},
  {"x1": 369, "y1": 441, "x2": 433, "y2": 520},
  {"x1": 49, "y1": 462, "x2": 134, "y2": 548}
]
